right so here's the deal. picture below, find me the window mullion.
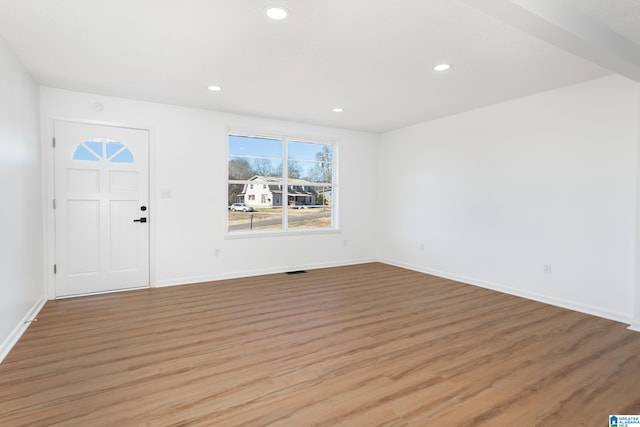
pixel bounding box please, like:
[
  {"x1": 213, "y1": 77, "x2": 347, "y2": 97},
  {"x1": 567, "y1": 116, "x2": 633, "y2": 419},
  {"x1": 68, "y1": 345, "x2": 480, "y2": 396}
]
[{"x1": 282, "y1": 138, "x2": 289, "y2": 231}]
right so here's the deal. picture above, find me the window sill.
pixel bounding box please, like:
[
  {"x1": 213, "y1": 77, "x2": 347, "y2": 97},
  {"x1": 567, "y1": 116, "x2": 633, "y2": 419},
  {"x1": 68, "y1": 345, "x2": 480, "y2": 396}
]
[{"x1": 225, "y1": 228, "x2": 341, "y2": 240}]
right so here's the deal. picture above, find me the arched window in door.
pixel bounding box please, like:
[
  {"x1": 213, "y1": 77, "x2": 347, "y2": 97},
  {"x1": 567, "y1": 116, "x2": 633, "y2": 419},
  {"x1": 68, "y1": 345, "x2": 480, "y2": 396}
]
[{"x1": 72, "y1": 138, "x2": 134, "y2": 163}]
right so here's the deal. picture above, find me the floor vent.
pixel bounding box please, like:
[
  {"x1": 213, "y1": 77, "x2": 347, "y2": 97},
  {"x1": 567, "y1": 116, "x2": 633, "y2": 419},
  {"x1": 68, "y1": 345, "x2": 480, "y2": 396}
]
[{"x1": 286, "y1": 270, "x2": 308, "y2": 275}]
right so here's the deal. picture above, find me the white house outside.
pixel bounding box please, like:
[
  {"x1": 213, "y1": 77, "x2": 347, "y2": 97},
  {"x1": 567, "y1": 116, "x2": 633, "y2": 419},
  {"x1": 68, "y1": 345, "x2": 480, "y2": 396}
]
[{"x1": 237, "y1": 176, "x2": 318, "y2": 208}]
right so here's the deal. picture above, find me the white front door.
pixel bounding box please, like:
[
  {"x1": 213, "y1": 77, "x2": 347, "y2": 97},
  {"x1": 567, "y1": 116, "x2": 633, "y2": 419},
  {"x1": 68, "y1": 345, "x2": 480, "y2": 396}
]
[{"x1": 54, "y1": 121, "x2": 150, "y2": 297}]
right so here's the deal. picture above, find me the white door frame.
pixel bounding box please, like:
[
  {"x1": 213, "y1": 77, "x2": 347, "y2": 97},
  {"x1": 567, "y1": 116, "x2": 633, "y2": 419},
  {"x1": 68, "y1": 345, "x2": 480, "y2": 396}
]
[{"x1": 43, "y1": 118, "x2": 156, "y2": 300}]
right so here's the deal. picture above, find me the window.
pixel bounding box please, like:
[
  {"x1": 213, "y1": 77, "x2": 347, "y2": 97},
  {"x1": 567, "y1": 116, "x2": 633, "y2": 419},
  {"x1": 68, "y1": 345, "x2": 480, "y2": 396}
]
[
  {"x1": 72, "y1": 138, "x2": 134, "y2": 164},
  {"x1": 228, "y1": 133, "x2": 335, "y2": 233}
]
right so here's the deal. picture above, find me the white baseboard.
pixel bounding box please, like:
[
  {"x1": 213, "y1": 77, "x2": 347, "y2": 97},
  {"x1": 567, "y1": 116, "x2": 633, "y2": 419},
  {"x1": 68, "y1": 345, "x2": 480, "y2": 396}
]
[
  {"x1": 0, "y1": 295, "x2": 47, "y2": 364},
  {"x1": 154, "y1": 258, "x2": 377, "y2": 288},
  {"x1": 628, "y1": 323, "x2": 640, "y2": 333},
  {"x1": 379, "y1": 258, "x2": 633, "y2": 326}
]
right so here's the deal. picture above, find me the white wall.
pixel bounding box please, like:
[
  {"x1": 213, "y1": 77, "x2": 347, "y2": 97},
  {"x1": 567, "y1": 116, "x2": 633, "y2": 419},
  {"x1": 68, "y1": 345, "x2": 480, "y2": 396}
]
[
  {"x1": 634, "y1": 82, "x2": 640, "y2": 331},
  {"x1": 0, "y1": 36, "x2": 45, "y2": 362},
  {"x1": 40, "y1": 88, "x2": 378, "y2": 292},
  {"x1": 378, "y1": 75, "x2": 638, "y2": 323}
]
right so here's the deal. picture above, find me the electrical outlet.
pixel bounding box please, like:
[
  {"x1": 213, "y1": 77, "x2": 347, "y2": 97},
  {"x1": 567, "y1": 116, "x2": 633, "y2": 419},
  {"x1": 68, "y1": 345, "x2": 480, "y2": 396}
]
[
  {"x1": 543, "y1": 264, "x2": 552, "y2": 274},
  {"x1": 419, "y1": 243, "x2": 424, "y2": 251},
  {"x1": 160, "y1": 189, "x2": 173, "y2": 199},
  {"x1": 343, "y1": 240, "x2": 347, "y2": 247},
  {"x1": 215, "y1": 248, "x2": 220, "y2": 257}
]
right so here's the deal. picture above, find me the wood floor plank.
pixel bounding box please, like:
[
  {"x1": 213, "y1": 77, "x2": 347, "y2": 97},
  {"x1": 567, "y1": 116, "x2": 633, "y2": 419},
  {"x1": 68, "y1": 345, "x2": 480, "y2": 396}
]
[{"x1": 1, "y1": 262, "x2": 639, "y2": 426}]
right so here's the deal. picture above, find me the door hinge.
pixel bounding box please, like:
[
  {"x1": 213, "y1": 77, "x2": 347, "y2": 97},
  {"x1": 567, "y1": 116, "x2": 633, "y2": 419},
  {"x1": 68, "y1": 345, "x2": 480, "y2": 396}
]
[
  {"x1": 53, "y1": 199, "x2": 56, "y2": 209},
  {"x1": 52, "y1": 137, "x2": 56, "y2": 148},
  {"x1": 53, "y1": 264, "x2": 57, "y2": 274}
]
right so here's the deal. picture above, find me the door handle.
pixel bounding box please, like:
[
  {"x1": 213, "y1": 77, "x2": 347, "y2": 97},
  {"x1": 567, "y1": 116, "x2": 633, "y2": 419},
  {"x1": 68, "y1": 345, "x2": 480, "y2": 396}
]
[{"x1": 133, "y1": 217, "x2": 147, "y2": 223}]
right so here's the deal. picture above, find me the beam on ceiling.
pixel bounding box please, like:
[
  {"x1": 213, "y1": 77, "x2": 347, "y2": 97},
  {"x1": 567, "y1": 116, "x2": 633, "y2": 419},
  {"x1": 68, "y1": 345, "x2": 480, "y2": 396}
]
[{"x1": 462, "y1": 0, "x2": 640, "y2": 82}]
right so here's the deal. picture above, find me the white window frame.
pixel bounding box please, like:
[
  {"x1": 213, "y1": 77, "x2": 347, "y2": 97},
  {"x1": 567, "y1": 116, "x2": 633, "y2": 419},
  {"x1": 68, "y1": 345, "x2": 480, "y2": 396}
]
[{"x1": 227, "y1": 131, "x2": 338, "y2": 238}]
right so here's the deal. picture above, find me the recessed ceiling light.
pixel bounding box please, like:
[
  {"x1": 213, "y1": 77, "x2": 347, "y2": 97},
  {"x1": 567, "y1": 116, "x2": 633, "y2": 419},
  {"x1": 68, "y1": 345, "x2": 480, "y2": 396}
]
[
  {"x1": 207, "y1": 85, "x2": 222, "y2": 91},
  {"x1": 333, "y1": 107, "x2": 344, "y2": 113},
  {"x1": 265, "y1": 6, "x2": 289, "y2": 20},
  {"x1": 433, "y1": 64, "x2": 451, "y2": 71}
]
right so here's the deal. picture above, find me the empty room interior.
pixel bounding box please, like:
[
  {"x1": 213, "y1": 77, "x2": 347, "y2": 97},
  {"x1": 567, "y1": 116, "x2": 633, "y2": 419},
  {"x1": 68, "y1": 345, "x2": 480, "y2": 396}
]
[{"x1": 2, "y1": 0, "x2": 640, "y2": 425}]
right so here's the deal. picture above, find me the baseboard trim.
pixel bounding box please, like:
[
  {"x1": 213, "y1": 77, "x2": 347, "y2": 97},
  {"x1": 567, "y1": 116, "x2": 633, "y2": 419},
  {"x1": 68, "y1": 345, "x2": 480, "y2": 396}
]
[
  {"x1": 0, "y1": 295, "x2": 47, "y2": 364},
  {"x1": 628, "y1": 323, "x2": 640, "y2": 333},
  {"x1": 379, "y1": 258, "x2": 633, "y2": 326},
  {"x1": 56, "y1": 285, "x2": 150, "y2": 299},
  {"x1": 154, "y1": 258, "x2": 377, "y2": 288}
]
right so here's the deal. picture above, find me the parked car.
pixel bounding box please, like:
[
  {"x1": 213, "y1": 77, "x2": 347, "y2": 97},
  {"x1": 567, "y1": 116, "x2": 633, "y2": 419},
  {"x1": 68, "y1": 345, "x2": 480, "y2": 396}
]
[{"x1": 229, "y1": 203, "x2": 254, "y2": 212}]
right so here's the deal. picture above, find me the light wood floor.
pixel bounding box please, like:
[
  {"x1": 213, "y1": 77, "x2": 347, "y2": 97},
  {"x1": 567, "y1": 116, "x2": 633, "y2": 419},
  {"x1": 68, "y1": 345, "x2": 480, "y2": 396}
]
[{"x1": 1, "y1": 263, "x2": 639, "y2": 426}]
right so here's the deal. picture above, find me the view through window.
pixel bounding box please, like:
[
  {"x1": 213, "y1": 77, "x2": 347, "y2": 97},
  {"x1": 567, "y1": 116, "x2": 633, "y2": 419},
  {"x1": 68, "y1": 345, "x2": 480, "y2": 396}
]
[{"x1": 228, "y1": 133, "x2": 334, "y2": 233}]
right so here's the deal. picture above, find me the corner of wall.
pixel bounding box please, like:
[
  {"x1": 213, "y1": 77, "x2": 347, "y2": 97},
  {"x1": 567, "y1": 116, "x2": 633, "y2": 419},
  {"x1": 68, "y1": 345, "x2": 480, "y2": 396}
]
[{"x1": 0, "y1": 295, "x2": 47, "y2": 364}]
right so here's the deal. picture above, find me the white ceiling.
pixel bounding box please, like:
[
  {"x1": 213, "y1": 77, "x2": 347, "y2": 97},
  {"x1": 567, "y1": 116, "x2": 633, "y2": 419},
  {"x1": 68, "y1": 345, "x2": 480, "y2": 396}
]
[{"x1": 0, "y1": 0, "x2": 636, "y2": 133}]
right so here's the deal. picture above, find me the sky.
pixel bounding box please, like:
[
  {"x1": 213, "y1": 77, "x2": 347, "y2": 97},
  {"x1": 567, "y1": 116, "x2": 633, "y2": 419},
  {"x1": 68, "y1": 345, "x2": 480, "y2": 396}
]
[{"x1": 229, "y1": 135, "x2": 331, "y2": 162}]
